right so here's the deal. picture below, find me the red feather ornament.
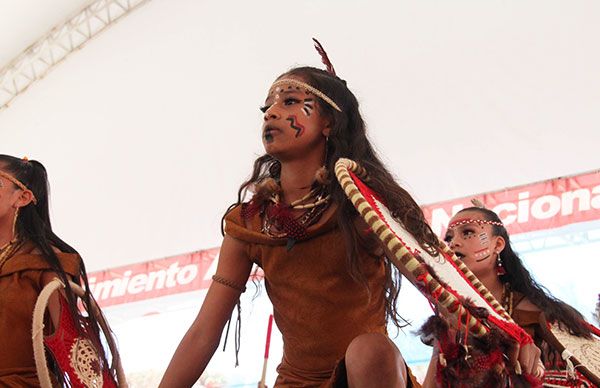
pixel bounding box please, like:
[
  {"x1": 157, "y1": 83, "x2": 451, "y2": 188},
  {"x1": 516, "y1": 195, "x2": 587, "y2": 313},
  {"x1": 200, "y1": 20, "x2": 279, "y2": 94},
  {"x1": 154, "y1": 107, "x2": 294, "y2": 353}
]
[{"x1": 312, "y1": 38, "x2": 336, "y2": 76}]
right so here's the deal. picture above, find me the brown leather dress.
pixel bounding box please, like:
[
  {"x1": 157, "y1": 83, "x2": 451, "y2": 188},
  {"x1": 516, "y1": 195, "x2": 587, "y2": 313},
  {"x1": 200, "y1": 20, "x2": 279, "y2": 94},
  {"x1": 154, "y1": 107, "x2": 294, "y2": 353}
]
[
  {"x1": 510, "y1": 293, "x2": 598, "y2": 387},
  {"x1": 511, "y1": 292, "x2": 562, "y2": 368},
  {"x1": 0, "y1": 242, "x2": 80, "y2": 387},
  {"x1": 225, "y1": 204, "x2": 419, "y2": 387}
]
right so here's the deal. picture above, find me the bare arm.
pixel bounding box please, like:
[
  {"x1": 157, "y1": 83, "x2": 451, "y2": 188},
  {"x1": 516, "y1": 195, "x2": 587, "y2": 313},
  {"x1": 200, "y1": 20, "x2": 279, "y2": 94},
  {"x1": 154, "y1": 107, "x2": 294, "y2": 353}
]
[
  {"x1": 159, "y1": 235, "x2": 253, "y2": 387},
  {"x1": 40, "y1": 271, "x2": 77, "y2": 332},
  {"x1": 38, "y1": 246, "x2": 78, "y2": 330},
  {"x1": 421, "y1": 342, "x2": 439, "y2": 388}
]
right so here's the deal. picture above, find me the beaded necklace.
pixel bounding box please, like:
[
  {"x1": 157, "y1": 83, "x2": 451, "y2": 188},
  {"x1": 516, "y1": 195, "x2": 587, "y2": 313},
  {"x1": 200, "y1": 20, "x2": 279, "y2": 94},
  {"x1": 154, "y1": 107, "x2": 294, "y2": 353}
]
[{"x1": 261, "y1": 187, "x2": 330, "y2": 241}]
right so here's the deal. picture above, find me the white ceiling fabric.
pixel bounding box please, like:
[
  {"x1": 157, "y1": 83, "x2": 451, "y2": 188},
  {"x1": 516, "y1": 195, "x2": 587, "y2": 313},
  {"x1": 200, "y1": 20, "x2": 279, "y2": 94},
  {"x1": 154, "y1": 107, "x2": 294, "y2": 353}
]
[{"x1": 1, "y1": 0, "x2": 599, "y2": 270}]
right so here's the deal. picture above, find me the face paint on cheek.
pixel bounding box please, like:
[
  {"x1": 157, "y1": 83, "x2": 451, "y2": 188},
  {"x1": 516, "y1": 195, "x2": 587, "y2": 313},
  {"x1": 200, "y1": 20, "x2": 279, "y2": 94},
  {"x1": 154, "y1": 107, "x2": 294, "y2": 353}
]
[
  {"x1": 286, "y1": 115, "x2": 306, "y2": 138},
  {"x1": 473, "y1": 228, "x2": 492, "y2": 261},
  {"x1": 479, "y1": 231, "x2": 490, "y2": 246},
  {"x1": 474, "y1": 247, "x2": 492, "y2": 262},
  {"x1": 302, "y1": 99, "x2": 314, "y2": 117}
]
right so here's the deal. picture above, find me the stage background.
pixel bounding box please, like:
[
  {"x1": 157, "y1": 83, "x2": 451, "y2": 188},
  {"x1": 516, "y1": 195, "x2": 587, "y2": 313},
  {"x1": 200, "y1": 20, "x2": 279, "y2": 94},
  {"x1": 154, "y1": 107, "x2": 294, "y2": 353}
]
[{"x1": 2, "y1": 1, "x2": 599, "y2": 386}]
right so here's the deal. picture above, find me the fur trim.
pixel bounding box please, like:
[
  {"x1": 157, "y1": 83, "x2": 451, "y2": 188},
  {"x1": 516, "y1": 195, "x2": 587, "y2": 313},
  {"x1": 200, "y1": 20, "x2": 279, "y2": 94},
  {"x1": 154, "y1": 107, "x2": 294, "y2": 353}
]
[
  {"x1": 418, "y1": 311, "x2": 542, "y2": 387},
  {"x1": 254, "y1": 178, "x2": 280, "y2": 202},
  {"x1": 315, "y1": 166, "x2": 330, "y2": 185}
]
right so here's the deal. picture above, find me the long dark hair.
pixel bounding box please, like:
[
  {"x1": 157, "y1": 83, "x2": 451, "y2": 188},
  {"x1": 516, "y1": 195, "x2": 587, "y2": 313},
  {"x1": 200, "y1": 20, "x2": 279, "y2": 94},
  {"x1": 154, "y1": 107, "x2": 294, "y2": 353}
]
[
  {"x1": 457, "y1": 206, "x2": 592, "y2": 338},
  {"x1": 0, "y1": 155, "x2": 117, "y2": 382},
  {"x1": 223, "y1": 67, "x2": 439, "y2": 328}
]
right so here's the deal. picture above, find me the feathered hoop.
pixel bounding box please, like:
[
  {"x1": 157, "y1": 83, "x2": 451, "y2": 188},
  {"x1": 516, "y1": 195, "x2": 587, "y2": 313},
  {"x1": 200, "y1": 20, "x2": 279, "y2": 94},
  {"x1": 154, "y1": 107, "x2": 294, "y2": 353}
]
[
  {"x1": 312, "y1": 38, "x2": 336, "y2": 76},
  {"x1": 33, "y1": 278, "x2": 127, "y2": 388}
]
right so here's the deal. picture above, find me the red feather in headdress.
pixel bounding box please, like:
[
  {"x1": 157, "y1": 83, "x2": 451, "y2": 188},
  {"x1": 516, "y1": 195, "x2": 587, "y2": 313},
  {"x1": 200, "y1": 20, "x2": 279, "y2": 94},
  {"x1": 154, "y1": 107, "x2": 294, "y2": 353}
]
[{"x1": 312, "y1": 38, "x2": 336, "y2": 76}]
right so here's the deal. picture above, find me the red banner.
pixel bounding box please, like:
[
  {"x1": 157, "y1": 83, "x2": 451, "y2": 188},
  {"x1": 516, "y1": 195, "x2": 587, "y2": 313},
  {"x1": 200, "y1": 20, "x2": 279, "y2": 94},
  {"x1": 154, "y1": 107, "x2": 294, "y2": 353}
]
[
  {"x1": 88, "y1": 248, "x2": 219, "y2": 307},
  {"x1": 89, "y1": 170, "x2": 600, "y2": 307},
  {"x1": 423, "y1": 170, "x2": 600, "y2": 236}
]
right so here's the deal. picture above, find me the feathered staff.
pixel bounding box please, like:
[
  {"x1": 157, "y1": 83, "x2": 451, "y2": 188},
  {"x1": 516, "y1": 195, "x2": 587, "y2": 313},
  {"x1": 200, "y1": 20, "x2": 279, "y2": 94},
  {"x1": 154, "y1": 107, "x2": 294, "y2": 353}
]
[{"x1": 312, "y1": 38, "x2": 336, "y2": 76}]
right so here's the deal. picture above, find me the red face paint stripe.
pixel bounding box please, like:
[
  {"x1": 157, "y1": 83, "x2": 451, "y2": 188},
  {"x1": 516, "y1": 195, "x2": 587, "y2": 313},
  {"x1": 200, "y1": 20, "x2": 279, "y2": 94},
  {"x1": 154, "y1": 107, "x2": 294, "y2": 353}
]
[{"x1": 286, "y1": 115, "x2": 305, "y2": 138}]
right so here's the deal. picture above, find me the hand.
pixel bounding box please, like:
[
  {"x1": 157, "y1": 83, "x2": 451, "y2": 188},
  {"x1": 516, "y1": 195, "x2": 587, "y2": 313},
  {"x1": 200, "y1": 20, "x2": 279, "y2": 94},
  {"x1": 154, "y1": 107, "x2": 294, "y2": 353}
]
[
  {"x1": 533, "y1": 359, "x2": 545, "y2": 379},
  {"x1": 512, "y1": 342, "x2": 542, "y2": 375}
]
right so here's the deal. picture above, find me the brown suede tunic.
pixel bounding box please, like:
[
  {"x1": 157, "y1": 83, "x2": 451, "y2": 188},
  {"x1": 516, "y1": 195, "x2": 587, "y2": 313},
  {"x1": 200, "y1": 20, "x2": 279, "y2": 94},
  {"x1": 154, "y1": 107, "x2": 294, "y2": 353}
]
[
  {"x1": 0, "y1": 242, "x2": 80, "y2": 386},
  {"x1": 511, "y1": 295, "x2": 567, "y2": 371},
  {"x1": 224, "y1": 204, "x2": 389, "y2": 385},
  {"x1": 509, "y1": 292, "x2": 600, "y2": 388}
]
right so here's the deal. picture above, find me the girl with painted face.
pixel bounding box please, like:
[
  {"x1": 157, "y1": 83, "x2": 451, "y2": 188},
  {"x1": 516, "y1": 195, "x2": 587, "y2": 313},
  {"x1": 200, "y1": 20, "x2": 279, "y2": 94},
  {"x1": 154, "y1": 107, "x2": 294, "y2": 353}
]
[
  {"x1": 160, "y1": 46, "x2": 438, "y2": 387},
  {"x1": 0, "y1": 155, "x2": 118, "y2": 386},
  {"x1": 422, "y1": 206, "x2": 595, "y2": 387}
]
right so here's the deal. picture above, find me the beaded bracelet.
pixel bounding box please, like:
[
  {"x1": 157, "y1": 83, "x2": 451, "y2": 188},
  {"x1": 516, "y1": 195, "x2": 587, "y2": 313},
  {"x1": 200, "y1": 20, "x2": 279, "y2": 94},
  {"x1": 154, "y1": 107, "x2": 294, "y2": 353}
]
[{"x1": 212, "y1": 274, "x2": 246, "y2": 293}]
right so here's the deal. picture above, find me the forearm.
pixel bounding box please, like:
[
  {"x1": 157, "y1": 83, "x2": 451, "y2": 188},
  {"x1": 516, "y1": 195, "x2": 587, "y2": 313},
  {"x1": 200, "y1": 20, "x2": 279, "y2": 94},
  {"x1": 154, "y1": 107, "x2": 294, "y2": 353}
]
[
  {"x1": 159, "y1": 322, "x2": 221, "y2": 387},
  {"x1": 160, "y1": 234, "x2": 252, "y2": 387},
  {"x1": 421, "y1": 343, "x2": 439, "y2": 388}
]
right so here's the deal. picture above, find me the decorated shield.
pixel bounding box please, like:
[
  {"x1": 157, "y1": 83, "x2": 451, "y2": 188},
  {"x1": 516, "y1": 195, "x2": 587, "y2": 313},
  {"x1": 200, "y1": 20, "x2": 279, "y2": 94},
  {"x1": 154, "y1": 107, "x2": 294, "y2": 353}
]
[
  {"x1": 334, "y1": 158, "x2": 532, "y2": 346},
  {"x1": 538, "y1": 313, "x2": 600, "y2": 387},
  {"x1": 32, "y1": 278, "x2": 127, "y2": 388}
]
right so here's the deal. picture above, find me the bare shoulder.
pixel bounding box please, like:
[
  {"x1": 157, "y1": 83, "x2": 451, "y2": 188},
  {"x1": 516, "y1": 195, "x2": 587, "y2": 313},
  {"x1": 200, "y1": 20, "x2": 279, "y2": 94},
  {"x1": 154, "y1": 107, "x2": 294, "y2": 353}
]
[
  {"x1": 220, "y1": 234, "x2": 250, "y2": 259},
  {"x1": 514, "y1": 296, "x2": 540, "y2": 312},
  {"x1": 216, "y1": 235, "x2": 253, "y2": 277}
]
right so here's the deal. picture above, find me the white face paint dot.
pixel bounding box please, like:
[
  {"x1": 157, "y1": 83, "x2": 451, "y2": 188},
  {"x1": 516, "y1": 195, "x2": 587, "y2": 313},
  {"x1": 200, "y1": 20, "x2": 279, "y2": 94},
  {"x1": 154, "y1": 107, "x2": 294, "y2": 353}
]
[{"x1": 475, "y1": 248, "x2": 491, "y2": 258}]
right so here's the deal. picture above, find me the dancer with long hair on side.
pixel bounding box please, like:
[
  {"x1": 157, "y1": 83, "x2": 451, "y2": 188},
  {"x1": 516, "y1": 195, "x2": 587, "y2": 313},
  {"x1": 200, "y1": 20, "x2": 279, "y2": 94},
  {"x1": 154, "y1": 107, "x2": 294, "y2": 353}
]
[
  {"x1": 0, "y1": 155, "x2": 120, "y2": 387},
  {"x1": 423, "y1": 205, "x2": 597, "y2": 387}
]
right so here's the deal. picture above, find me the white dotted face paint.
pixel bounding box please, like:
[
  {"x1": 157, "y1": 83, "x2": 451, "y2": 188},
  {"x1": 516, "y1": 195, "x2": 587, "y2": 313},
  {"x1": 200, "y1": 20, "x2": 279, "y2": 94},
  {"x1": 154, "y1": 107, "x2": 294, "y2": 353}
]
[{"x1": 474, "y1": 247, "x2": 491, "y2": 259}]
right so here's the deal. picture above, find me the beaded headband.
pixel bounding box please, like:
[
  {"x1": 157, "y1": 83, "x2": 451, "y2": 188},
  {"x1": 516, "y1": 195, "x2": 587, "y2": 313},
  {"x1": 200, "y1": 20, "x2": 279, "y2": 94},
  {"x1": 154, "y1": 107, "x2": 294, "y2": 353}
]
[
  {"x1": 0, "y1": 170, "x2": 38, "y2": 204},
  {"x1": 270, "y1": 79, "x2": 342, "y2": 112},
  {"x1": 448, "y1": 217, "x2": 504, "y2": 229}
]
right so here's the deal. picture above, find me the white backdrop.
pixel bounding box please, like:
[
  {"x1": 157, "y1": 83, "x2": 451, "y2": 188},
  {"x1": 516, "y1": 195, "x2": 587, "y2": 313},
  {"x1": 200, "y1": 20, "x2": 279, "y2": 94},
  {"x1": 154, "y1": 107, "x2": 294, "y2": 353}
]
[{"x1": 1, "y1": 0, "x2": 599, "y2": 270}]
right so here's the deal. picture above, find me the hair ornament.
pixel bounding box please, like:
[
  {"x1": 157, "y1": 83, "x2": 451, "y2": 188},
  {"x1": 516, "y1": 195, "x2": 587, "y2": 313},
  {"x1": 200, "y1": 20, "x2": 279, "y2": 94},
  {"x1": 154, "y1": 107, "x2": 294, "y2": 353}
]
[
  {"x1": 254, "y1": 178, "x2": 281, "y2": 202},
  {"x1": 471, "y1": 198, "x2": 486, "y2": 208},
  {"x1": 312, "y1": 38, "x2": 336, "y2": 76},
  {"x1": 0, "y1": 170, "x2": 38, "y2": 204},
  {"x1": 315, "y1": 166, "x2": 330, "y2": 185}
]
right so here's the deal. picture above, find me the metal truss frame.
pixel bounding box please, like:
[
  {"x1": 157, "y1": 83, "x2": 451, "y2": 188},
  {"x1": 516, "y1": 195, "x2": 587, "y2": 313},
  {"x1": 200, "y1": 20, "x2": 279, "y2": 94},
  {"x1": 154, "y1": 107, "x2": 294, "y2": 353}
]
[
  {"x1": 0, "y1": 0, "x2": 150, "y2": 111},
  {"x1": 512, "y1": 220, "x2": 600, "y2": 254}
]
